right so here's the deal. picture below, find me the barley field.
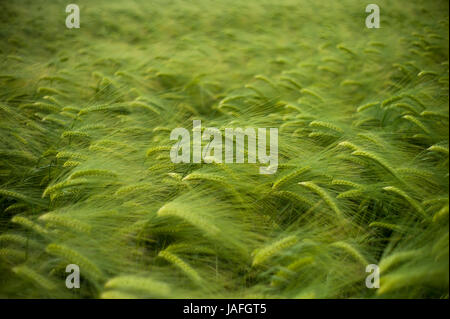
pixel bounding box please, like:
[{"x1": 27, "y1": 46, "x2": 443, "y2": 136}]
[{"x1": 0, "y1": 0, "x2": 448, "y2": 299}]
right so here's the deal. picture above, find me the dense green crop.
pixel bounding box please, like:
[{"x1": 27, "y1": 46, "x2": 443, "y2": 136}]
[{"x1": 0, "y1": 0, "x2": 448, "y2": 298}]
